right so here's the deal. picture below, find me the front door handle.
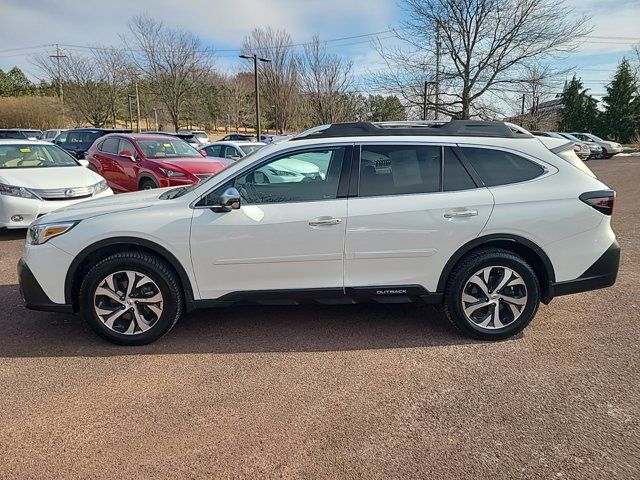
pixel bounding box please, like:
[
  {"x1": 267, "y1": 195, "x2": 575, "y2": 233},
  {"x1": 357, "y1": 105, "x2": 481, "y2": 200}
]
[
  {"x1": 309, "y1": 216, "x2": 342, "y2": 227},
  {"x1": 444, "y1": 209, "x2": 478, "y2": 219}
]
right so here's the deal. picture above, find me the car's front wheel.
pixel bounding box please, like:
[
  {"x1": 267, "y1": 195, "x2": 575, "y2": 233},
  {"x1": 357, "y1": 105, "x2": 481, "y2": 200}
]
[
  {"x1": 139, "y1": 178, "x2": 158, "y2": 190},
  {"x1": 79, "y1": 251, "x2": 183, "y2": 345},
  {"x1": 444, "y1": 248, "x2": 540, "y2": 341}
]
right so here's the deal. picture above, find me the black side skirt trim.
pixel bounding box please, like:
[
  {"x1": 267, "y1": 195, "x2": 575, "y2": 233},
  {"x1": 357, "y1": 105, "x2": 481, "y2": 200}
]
[{"x1": 193, "y1": 285, "x2": 443, "y2": 308}]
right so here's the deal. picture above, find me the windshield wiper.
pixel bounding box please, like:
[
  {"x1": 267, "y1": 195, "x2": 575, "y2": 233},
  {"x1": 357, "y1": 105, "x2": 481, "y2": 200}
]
[{"x1": 160, "y1": 186, "x2": 189, "y2": 199}]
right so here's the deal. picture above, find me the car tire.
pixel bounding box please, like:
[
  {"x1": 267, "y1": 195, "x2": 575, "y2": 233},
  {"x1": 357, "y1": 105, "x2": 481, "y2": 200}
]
[
  {"x1": 443, "y1": 248, "x2": 540, "y2": 341},
  {"x1": 600, "y1": 147, "x2": 608, "y2": 159},
  {"x1": 139, "y1": 178, "x2": 158, "y2": 190},
  {"x1": 79, "y1": 251, "x2": 183, "y2": 345}
]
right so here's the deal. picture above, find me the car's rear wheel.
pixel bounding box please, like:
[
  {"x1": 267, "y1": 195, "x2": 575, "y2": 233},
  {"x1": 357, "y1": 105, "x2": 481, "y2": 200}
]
[
  {"x1": 139, "y1": 178, "x2": 158, "y2": 190},
  {"x1": 443, "y1": 248, "x2": 540, "y2": 340},
  {"x1": 79, "y1": 251, "x2": 183, "y2": 345}
]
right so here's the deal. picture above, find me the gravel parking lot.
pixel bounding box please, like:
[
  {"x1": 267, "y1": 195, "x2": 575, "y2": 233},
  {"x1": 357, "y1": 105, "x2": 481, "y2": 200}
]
[{"x1": 0, "y1": 156, "x2": 638, "y2": 479}]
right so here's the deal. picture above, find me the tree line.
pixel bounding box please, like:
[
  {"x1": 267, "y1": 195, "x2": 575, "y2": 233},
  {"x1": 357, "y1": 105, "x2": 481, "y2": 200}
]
[
  {"x1": 0, "y1": 0, "x2": 620, "y2": 135},
  {"x1": 559, "y1": 58, "x2": 640, "y2": 143}
]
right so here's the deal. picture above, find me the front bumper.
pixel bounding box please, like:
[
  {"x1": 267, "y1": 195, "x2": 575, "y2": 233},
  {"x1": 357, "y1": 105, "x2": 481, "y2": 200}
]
[
  {"x1": 17, "y1": 259, "x2": 74, "y2": 313},
  {"x1": 0, "y1": 189, "x2": 112, "y2": 229},
  {"x1": 549, "y1": 240, "x2": 620, "y2": 299}
]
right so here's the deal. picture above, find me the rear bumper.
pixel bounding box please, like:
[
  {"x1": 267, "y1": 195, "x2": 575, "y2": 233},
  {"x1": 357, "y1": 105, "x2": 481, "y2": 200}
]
[
  {"x1": 548, "y1": 240, "x2": 620, "y2": 300},
  {"x1": 17, "y1": 259, "x2": 74, "y2": 313}
]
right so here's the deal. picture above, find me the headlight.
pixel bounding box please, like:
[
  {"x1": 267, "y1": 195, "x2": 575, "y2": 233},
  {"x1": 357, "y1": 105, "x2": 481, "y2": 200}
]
[
  {"x1": 159, "y1": 168, "x2": 186, "y2": 177},
  {"x1": 0, "y1": 183, "x2": 39, "y2": 199},
  {"x1": 27, "y1": 221, "x2": 78, "y2": 245},
  {"x1": 93, "y1": 180, "x2": 108, "y2": 194}
]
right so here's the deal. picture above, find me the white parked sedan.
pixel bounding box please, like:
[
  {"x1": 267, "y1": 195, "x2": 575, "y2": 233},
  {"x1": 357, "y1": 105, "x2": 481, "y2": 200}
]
[{"x1": 0, "y1": 140, "x2": 113, "y2": 229}]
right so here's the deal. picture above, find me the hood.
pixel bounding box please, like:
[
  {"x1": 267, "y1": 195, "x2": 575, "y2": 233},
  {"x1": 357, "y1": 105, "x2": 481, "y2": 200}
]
[
  {"x1": 159, "y1": 157, "x2": 228, "y2": 174},
  {"x1": 33, "y1": 188, "x2": 171, "y2": 224},
  {"x1": 0, "y1": 165, "x2": 103, "y2": 189}
]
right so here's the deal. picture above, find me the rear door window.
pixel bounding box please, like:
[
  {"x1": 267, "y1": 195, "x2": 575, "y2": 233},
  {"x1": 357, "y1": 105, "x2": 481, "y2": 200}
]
[
  {"x1": 461, "y1": 147, "x2": 544, "y2": 187},
  {"x1": 205, "y1": 145, "x2": 222, "y2": 157},
  {"x1": 100, "y1": 137, "x2": 120, "y2": 154},
  {"x1": 358, "y1": 144, "x2": 441, "y2": 197}
]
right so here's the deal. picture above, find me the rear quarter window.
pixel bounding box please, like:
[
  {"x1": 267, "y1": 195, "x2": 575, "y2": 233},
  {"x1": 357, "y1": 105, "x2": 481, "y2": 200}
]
[{"x1": 461, "y1": 147, "x2": 544, "y2": 187}]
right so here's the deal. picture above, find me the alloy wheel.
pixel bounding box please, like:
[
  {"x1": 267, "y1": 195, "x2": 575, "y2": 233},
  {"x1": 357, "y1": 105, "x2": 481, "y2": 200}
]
[
  {"x1": 93, "y1": 270, "x2": 163, "y2": 335},
  {"x1": 461, "y1": 266, "x2": 528, "y2": 330}
]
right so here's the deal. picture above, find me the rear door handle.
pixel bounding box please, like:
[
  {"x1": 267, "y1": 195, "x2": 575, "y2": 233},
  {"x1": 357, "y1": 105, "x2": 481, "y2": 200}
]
[
  {"x1": 444, "y1": 209, "x2": 478, "y2": 219},
  {"x1": 309, "y1": 216, "x2": 342, "y2": 226}
]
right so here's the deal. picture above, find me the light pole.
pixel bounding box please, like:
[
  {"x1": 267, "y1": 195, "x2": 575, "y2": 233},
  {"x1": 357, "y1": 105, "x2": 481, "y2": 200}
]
[
  {"x1": 271, "y1": 104, "x2": 278, "y2": 134},
  {"x1": 239, "y1": 53, "x2": 271, "y2": 141}
]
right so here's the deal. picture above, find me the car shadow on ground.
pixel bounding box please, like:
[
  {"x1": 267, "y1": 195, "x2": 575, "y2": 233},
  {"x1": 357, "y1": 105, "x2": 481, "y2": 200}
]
[
  {"x1": 0, "y1": 229, "x2": 26, "y2": 241},
  {"x1": 0, "y1": 283, "x2": 490, "y2": 358}
]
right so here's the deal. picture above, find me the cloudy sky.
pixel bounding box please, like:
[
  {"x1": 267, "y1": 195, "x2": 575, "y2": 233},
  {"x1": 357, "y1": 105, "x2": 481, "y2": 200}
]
[{"x1": 1, "y1": 0, "x2": 638, "y2": 114}]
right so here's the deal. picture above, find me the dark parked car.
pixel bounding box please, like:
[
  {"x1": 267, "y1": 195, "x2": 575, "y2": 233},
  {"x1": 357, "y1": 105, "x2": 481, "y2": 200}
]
[
  {"x1": 54, "y1": 128, "x2": 132, "y2": 159},
  {"x1": 221, "y1": 133, "x2": 256, "y2": 142}
]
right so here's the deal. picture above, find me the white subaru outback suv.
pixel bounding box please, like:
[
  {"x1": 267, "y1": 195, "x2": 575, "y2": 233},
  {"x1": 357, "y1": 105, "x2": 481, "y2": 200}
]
[{"x1": 18, "y1": 121, "x2": 619, "y2": 345}]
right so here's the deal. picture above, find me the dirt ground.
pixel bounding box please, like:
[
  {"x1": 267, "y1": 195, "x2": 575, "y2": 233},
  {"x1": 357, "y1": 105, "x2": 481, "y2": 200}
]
[{"x1": 0, "y1": 156, "x2": 638, "y2": 479}]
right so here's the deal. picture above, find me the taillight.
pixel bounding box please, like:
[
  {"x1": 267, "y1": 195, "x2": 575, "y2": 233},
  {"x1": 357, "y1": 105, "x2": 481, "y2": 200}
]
[{"x1": 579, "y1": 190, "x2": 616, "y2": 215}]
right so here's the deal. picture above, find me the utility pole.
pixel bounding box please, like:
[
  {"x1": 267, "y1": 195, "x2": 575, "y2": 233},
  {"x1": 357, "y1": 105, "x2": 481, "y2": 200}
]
[
  {"x1": 134, "y1": 81, "x2": 142, "y2": 133},
  {"x1": 520, "y1": 94, "x2": 526, "y2": 127},
  {"x1": 434, "y1": 25, "x2": 441, "y2": 120},
  {"x1": 423, "y1": 80, "x2": 428, "y2": 121},
  {"x1": 49, "y1": 44, "x2": 67, "y2": 125},
  {"x1": 239, "y1": 53, "x2": 271, "y2": 141},
  {"x1": 127, "y1": 95, "x2": 135, "y2": 130}
]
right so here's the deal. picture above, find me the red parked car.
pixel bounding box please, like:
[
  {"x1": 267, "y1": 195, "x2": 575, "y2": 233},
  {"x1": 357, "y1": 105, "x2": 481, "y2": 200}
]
[{"x1": 86, "y1": 133, "x2": 228, "y2": 192}]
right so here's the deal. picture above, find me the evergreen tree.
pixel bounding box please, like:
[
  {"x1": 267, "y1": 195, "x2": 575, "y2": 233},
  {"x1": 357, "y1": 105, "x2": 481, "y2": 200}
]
[
  {"x1": 600, "y1": 59, "x2": 639, "y2": 143},
  {"x1": 558, "y1": 77, "x2": 585, "y2": 131},
  {"x1": 367, "y1": 95, "x2": 406, "y2": 121},
  {"x1": 0, "y1": 67, "x2": 36, "y2": 96},
  {"x1": 558, "y1": 76, "x2": 600, "y2": 133}
]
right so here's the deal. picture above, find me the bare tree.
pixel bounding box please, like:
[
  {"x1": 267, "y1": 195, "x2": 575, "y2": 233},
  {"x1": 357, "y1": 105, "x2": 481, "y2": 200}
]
[
  {"x1": 92, "y1": 47, "x2": 129, "y2": 127},
  {"x1": 34, "y1": 51, "x2": 113, "y2": 126},
  {"x1": 374, "y1": 0, "x2": 590, "y2": 119},
  {"x1": 298, "y1": 35, "x2": 354, "y2": 124},
  {"x1": 242, "y1": 27, "x2": 299, "y2": 133},
  {"x1": 125, "y1": 15, "x2": 213, "y2": 131}
]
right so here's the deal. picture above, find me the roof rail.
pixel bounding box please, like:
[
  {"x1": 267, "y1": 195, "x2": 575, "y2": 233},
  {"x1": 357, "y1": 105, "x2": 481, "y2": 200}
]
[{"x1": 294, "y1": 120, "x2": 533, "y2": 140}]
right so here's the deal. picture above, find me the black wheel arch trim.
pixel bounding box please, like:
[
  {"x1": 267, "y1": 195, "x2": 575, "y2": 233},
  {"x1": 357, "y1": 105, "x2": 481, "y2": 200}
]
[
  {"x1": 64, "y1": 236, "x2": 196, "y2": 312},
  {"x1": 138, "y1": 173, "x2": 158, "y2": 188},
  {"x1": 437, "y1": 233, "x2": 556, "y2": 301}
]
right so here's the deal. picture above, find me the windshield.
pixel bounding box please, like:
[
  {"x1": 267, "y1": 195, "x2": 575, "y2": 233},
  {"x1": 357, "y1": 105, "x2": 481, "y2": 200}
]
[
  {"x1": 0, "y1": 144, "x2": 78, "y2": 168},
  {"x1": 137, "y1": 139, "x2": 202, "y2": 159},
  {"x1": 587, "y1": 134, "x2": 604, "y2": 142},
  {"x1": 239, "y1": 144, "x2": 263, "y2": 155},
  {"x1": 67, "y1": 131, "x2": 102, "y2": 145},
  {"x1": 0, "y1": 131, "x2": 27, "y2": 139},
  {"x1": 547, "y1": 132, "x2": 565, "y2": 139},
  {"x1": 560, "y1": 133, "x2": 581, "y2": 142}
]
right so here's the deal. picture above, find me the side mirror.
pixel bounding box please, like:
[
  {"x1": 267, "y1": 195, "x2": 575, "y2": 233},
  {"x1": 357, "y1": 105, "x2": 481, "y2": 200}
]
[
  {"x1": 211, "y1": 187, "x2": 241, "y2": 213},
  {"x1": 78, "y1": 159, "x2": 90, "y2": 167},
  {"x1": 230, "y1": 155, "x2": 241, "y2": 161},
  {"x1": 199, "y1": 149, "x2": 207, "y2": 157},
  {"x1": 119, "y1": 150, "x2": 136, "y2": 161}
]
